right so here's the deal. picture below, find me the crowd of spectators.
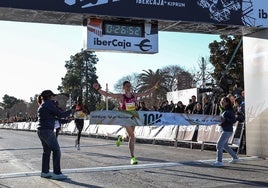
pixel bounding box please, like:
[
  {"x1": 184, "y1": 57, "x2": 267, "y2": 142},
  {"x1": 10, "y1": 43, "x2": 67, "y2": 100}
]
[
  {"x1": 136, "y1": 90, "x2": 245, "y2": 123},
  {"x1": 1, "y1": 90, "x2": 245, "y2": 124},
  {"x1": 0, "y1": 114, "x2": 38, "y2": 124}
]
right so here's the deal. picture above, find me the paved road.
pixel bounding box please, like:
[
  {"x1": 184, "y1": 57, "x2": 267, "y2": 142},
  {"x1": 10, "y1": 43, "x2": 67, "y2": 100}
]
[{"x1": 0, "y1": 129, "x2": 267, "y2": 188}]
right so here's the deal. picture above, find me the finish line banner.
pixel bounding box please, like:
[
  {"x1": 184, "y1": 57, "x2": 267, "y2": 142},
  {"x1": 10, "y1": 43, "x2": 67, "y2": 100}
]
[{"x1": 90, "y1": 111, "x2": 221, "y2": 126}]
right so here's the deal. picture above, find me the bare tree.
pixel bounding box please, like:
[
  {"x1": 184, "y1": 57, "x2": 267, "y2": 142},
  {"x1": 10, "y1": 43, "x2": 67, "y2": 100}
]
[{"x1": 192, "y1": 57, "x2": 214, "y2": 88}]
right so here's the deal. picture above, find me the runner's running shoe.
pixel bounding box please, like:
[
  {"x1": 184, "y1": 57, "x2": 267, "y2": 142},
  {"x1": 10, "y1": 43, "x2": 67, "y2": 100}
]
[
  {"x1": 131, "y1": 156, "x2": 138, "y2": 165},
  {"x1": 116, "y1": 135, "x2": 123, "y2": 147}
]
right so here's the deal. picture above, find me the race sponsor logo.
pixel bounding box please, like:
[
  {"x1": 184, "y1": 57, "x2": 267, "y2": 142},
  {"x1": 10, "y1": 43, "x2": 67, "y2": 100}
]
[
  {"x1": 136, "y1": 0, "x2": 164, "y2": 6},
  {"x1": 134, "y1": 39, "x2": 152, "y2": 52},
  {"x1": 92, "y1": 37, "x2": 154, "y2": 51},
  {"x1": 259, "y1": 9, "x2": 268, "y2": 19},
  {"x1": 136, "y1": 0, "x2": 185, "y2": 7},
  {"x1": 93, "y1": 38, "x2": 132, "y2": 49}
]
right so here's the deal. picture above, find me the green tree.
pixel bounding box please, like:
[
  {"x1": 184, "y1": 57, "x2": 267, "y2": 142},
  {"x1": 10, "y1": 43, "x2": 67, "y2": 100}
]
[
  {"x1": 137, "y1": 69, "x2": 169, "y2": 107},
  {"x1": 58, "y1": 50, "x2": 100, "y2": 112},
  {"x1": 95, "y1": 99, "x2": 116, "y2": 110},
  {"x1": 209, "y1": 35, "x2": 243, "y2": 94},
  {"x1": 1, "y1": 94, "x2": 24, "y2": 109}
]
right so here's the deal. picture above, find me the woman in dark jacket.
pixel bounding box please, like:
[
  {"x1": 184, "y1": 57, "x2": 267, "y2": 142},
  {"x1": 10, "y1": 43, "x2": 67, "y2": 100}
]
[
  {"x1": 213, "y1": 96, "x2": 239, "y2": 167},
  {"x1": 37, "y1": 90, "x2": 73, "y2": 179}
]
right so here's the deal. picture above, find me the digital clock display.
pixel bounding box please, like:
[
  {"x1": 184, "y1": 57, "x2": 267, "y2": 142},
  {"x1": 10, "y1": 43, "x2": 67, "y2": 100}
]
[{"x1": 103, "y1": 22, "x2": 144, "y2": 37}]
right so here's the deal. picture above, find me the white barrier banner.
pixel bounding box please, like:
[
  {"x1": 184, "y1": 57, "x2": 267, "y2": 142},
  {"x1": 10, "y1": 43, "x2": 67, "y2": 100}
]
[{"x1": 90, "y1": 110, "x2": 221, "y2": 126}]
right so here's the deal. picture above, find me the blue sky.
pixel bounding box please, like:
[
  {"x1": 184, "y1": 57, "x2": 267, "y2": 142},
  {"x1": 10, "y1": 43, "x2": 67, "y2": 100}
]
[{"x1": 0, "y1": 20, "x2": 219, "y2": 102}]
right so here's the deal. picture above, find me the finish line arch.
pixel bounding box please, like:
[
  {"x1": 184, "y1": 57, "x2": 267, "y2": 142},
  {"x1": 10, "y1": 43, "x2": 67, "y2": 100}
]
[{"x1": 0, "y1": 0, "x2": 267, "y2": 157}]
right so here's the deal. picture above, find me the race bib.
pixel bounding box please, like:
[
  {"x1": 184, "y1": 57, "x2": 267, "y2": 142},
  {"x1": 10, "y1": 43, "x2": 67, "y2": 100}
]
[
  {"x1": 125, "y1": 102, "x2": 136, "y2": 111},
  {"x1": 74, "y1": 111, "x2": 87, "y2": 119}
]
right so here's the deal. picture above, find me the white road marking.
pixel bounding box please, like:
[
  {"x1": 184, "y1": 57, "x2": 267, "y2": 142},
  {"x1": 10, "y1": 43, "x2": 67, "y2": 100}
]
[
  {"x1": 0, "y1": 156, "x2": 261, "y2": 179},
  {"x1": 196, "y1": 156, "x2": 259, "y2": 163}
]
